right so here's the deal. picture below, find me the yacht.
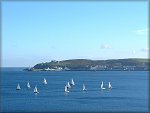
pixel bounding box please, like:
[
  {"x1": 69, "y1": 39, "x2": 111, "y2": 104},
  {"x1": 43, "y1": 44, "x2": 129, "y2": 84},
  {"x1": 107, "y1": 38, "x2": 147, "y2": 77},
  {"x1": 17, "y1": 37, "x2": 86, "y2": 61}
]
[
  {"x1": 27, "y1": 82, "x2": 31, "y2": 89},
  {"x1": 34, "y1": 86, "x2": 39, "y2": 93},
  {"x1": 101, "y1": 81, "x2": 106, "y2": 90},
  {"x1": 71, "y1": 78, "x2": 75, "y2": 86},
  {"x1": 108, "y1": 82, "x2": 112, "y2": 89},
  {"x1": 65, "y1": 85, "x2": 69, "y2": 93},
  {"x1": 83, "y1": 84, "x2": 87, "y2": 91},
  {"x1": 43, "y1": 78, "x2": 47, "y2": 84},
  {"x1": 16, "y1": 83, "x2": 21, "y2": 90}
]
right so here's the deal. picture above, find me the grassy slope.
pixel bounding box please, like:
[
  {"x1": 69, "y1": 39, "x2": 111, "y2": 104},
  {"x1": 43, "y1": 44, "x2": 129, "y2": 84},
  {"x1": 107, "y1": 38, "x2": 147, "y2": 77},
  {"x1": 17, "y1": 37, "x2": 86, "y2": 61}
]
[{"x1": 33, "y1": 58, "x2": 149, "y2": 69}]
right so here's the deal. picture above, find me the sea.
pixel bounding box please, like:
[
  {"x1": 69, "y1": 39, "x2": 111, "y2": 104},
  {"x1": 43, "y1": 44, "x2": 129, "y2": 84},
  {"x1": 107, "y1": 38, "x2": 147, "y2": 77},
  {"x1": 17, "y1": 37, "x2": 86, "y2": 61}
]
[{"x1": 1, "y1": 67, "x2": 149, "y2": 112}]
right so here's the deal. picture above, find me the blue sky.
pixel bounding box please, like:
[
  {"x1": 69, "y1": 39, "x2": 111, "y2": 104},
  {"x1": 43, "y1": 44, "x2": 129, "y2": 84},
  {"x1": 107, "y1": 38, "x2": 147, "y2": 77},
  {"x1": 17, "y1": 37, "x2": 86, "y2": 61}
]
[{"x1": 2, "y1": 1, "x2": 149, "y2": 67}]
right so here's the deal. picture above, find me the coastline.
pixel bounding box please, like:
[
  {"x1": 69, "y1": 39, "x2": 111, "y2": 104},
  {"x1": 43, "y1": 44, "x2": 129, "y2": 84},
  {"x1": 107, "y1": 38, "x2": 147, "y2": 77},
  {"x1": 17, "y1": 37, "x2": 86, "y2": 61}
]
[{"x1": 24, "y1": 58, "x2": 149, "y2": 72}]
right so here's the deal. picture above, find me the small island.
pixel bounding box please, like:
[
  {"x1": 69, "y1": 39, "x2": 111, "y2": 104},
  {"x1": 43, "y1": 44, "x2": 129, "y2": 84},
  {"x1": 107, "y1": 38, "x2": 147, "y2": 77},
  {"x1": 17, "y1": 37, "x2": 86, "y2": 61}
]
[{"x1": 25, "y1": 58, "x2": 149, "y2": 71}]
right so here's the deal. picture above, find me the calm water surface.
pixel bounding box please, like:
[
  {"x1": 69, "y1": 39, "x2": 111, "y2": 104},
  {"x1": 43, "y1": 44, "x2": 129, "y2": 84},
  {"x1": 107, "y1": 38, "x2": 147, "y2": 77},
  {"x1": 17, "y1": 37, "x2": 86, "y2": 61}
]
[{"x1": 1, "y1": 68, "x2": 149, "y2": 112}]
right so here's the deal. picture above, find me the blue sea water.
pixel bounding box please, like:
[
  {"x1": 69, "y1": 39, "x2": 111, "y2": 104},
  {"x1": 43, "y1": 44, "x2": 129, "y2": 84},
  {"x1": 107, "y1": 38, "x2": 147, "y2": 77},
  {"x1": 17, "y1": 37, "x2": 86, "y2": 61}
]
[{"x1": 1, "y1": 68, "x2": 149, "y2": 112}]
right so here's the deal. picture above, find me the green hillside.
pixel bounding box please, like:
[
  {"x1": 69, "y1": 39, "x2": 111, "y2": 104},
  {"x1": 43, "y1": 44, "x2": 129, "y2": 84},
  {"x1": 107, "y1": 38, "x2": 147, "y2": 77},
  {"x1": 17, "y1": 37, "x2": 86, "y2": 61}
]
[{"x1": 25, "y1": 58, "x2": 149, "y2": 71}]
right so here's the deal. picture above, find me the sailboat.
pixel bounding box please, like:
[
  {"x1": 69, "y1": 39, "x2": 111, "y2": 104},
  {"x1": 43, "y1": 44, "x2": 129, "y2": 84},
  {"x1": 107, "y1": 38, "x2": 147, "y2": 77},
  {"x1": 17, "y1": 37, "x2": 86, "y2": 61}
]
[
  {"x1": 43, "y1": 78, "x2": 47, "y2": 84},
  {"x1": 34, "y1": 86, "x2": 39, "y2": 93},
  {"x1": 83, "y1": 84, "x2": 87, "y2": 91},
  {"x1": 71, "y1": 78, "x2": 75, "y2": 86},
  {"x1": 16, "y1": 83, "x2": 21, "y2": 90},
  {"x1": 27, "y1": 82, "x2": 31, "y2": 89},
  {"x1": 101, "y1": 81, "x2": 106, "y2": 90},
  {"x1": 108, "y1": 82, "x2": 112, "y2": 89},
  {"x1": 65, "y1": 85, "x2": 69, "y2": 93},
  {"x1": 67, "y1": 82, "x2": 71, "y2": 88}
]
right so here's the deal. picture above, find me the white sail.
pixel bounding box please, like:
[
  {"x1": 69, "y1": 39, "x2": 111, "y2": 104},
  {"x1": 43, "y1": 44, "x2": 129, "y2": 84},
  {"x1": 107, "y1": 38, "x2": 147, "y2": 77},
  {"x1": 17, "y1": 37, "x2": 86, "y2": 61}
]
[
  {"x1": 71, "y1": 78, "x2": 75, "y2": 86},
  {"x1": 34, "y1": 86, "x2": 39, "y2": 93},
  {"x1": 101, "y1": 81, "x2": 106, "y2": 89},
  {"x1": 27, "y1": 82, "x2": 30, "y2": 88},
  {"x1": 101, "y1": 81, "x2": 103, "y2": 88},
  {"x1": 16, "y1": 83, "x2": 21, "y2": 90},
  {"x1": 108, "y1": 82, "x2": 112, "y2": 89},
  {"x1": 65, "y1": 85, "x2": 69, "y2": 93},
  {"x1": 83, "y1": 84, "x2": 87, "y2": 91},
  {"x1": 67, "y1": 82, "x2": 71, "y2": 88},
  {"x1": 43, "y1": 78, "x2": 47, "y2": 84}
]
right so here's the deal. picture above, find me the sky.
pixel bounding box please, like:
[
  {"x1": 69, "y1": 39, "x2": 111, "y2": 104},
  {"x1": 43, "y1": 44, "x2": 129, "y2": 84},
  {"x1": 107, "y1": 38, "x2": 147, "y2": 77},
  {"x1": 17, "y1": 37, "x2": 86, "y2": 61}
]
[{"x1": 2, "y1": 1, "x2": 149, "y2": 67}]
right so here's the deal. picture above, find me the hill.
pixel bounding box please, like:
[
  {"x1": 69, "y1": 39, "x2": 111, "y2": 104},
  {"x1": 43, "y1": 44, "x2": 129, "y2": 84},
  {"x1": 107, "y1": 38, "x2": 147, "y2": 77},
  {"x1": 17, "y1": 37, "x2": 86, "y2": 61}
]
[{"x1": 25, "y1": 58, "x2": 149, "y2": 71}]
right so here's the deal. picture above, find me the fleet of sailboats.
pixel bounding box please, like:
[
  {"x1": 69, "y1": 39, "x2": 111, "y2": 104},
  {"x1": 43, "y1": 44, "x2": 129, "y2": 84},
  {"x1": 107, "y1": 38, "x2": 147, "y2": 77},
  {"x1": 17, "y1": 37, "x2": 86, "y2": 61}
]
[{"x1": 16, "y1": 78, "x2": 113, "y2": 94}]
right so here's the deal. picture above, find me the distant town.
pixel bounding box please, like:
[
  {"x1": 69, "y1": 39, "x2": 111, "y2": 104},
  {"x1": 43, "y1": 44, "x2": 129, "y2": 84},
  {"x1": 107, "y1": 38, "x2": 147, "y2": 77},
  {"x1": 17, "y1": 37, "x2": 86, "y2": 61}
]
[{"x1": 25, "y1": 58, "x2": 149, "y2": 71}]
